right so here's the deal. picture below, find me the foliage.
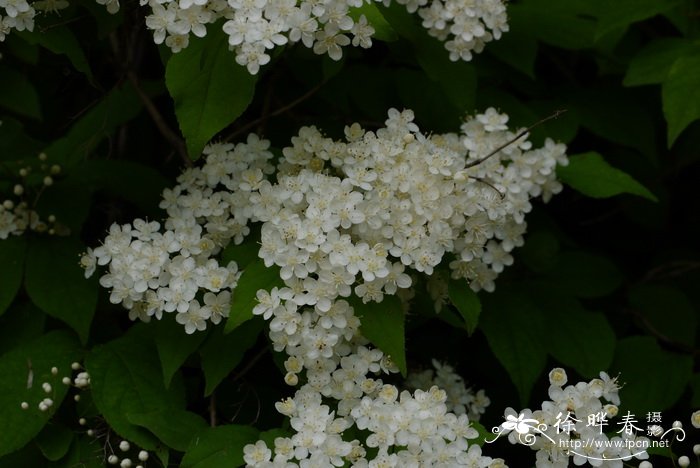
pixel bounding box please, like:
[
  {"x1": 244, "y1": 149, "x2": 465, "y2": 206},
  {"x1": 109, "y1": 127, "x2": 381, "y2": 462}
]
[{"x1": 0, "y1": 0, "x2": 698, "y2": 466}]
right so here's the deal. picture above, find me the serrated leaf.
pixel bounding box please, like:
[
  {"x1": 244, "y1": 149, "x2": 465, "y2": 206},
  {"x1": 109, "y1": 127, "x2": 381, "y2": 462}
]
[
  {"x1": 541, "y1": 251, "x2": 623, "y2": 299},
  {"x1": 624, "y1": 38, "x2": 698, "y2": 87},
  {"x1": 25, "y1": 237, "x2": 97, "y2": 344},
  {"x1": 352, "y1": 295, "x2": 407, "y2": 376},
  {"x1": 225, "y1": 259, "x2": 284, "y2": 333},
  {"x1": 0, "y1": 237, "x2": 26, "y2": 317},
  {"x1": 85, "y1": 325, "x2": 186, "y2": 452},
  {"x1": 0, "y1": 66, "x2": 41, "y2": 119},
  {"x1": 538, "y1": 293, "x2": 615, "y2": 378},
  {"x1": 507, "y1": 0, "x2": 597, "y2": 50},
  {"x1": 628, "y1": 285, "x2": 696, "y2": 348},
  {"x1": 558, "y1": 152, "x2": 657, "y2": 202},
  {"x1": 480, "y1": 289, "x2": 547, "y2": 406},
  {"x1": 35, "y1": 424, "x2": 73, "y2": 461},
  {"x1": 154, "y1": 315, "x2": 210, "y2": 388},
  {"x1": 200, "y1": 318, "x2": 264, "y2": 396},
  {"x1": 165, "y1": 29, "x2": 257, "y2": 160},
  {"x1": 447, "y1": 278, "x2": 481, "y2": 335},
  {"x1": 611, "y1": 336, "x2": 692, "y2": 414},
  {"x1": 594, "y1": 0, "x2": 684, "y2": 38},
  {"x1": 128, "y1": 410, "x2": 207, "y2": 452},
  {"x1": 0, "y1": 303, "x2": 46, "y2": 356},
  {"x1": 662, "y1": 55, "x2": 700, "y2": 146},
  {"x1": 0, "y1": 330, "x2": 81, "y2": 457},
  {"x1": 180, "y1": 425, "x2": 259, "y2": 468}
]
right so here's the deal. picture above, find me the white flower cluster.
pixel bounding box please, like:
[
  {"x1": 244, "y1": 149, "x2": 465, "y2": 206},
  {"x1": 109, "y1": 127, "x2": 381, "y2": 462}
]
[
  {"x1": 139, "y1": 0, "x2": 506, "y2": 74},
  {"x1": 0, "y1": 152, "x2": 69, "y2": 239},
  {"x1": 498, "y1": 368, "x2": 650, "y2": 468},
  {"x1": 406, "y1": 359, "x2": 490, "y2": 421},
  {"x1": 0, "y1": 0, "x2": 116, "y2": 41},
  {"x1": 83, "y1": 135, "x2": 276, "y2": 333},
  {"x1": 89, "y1": 108, "x2": 567, "y2": 466},
  {"x1": 394, "y1": 0, "x2": 507, "y2": 62}
]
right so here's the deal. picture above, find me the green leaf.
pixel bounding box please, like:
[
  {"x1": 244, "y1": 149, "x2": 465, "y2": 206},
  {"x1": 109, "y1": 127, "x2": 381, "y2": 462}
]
[
  {"x1": 537, "y1": 293, "x2": 615, "y2": 378},
  {"x1": 558, "y1": 152, "x2": 657, "y2": 202},
  {"x1": 352, "y1": 295, "x2": 407, "y2": 376},
  {"x1": 128, "y1": 410, "x2": 208, "y2": 452},
  {"x1": 480, "y1": 288, "x2": 547, "y2": 406},
  {"x1": 42, "y1": 83, "x2": 143, "y2": 167},
  {"x1": 486, "y1": 29, "x2": 538, "y2": 78},
  {"x1": 25, "y1": 237, "x2": 97, "y2": 344},
  {"x1": 154, "y1": 315, "x2": 210, "y2": 388},
  {"x1": 35, "y1": 424, "x2": 73, "y2": 461},
  {"x1": 0, "y1": 237, "x2": 26, "y2": 317},
  {"x1": 624, "y1": 38, "x2": 699, "y2": 87},
  {"x1": 0, "y1": 302, "x2": 46, "y2": 356},
  {"x1": 0, "y1": 117, "x2": 44, "y2": 162},
  {"x1": 611, "y1": 336, "x2": 692, "y2": 414},
  {"x1": 662, "y1": 55, "x2": 700, "y2": 146},
  {"x1": 0, "y1": 330, "x2": 81, "y2": 457},
  {"x1": 447, "y1": 278, "x2": 481, "y2": 335},
  {"x1": 165, "y1": 28, "x2": 257, "y2": 160},
  {"x1": 225, "y1": 259, "x2": 284, "y2": 333},
  {"x1": 0, "y1": 66, "x2": 41, "y2": 119},
  {"x1": 220, "y1": 236, "x2": 261, "y2": 271},
  {"x1": 180, "y1": 425, "x2": 259, "y2": 468},
  {"x1": 594, "y1": 0, "x2": 684, "y2": 38},
  {"x1": 628, "y1": 285, "x2": 696, "y2": 348},
  {"x1": 17, "y1": 28, "x2": 92, "y2": 80},
  {"x1": 540, "y1": 251, "x2": 623, "y2": 299},
  {"x1": 85, "y1": 325, "x2": 186, "y2": 452},
  {"x1": 200, "y1": 318, "x2": 264, "y2": 396},
  {"x1": 51, "y1": 435, "x2": 104, "y2": 468},
  {"x1": 348, "y1": 3, "x2": 397, "y2": 42},
  {"x1": 519, "y1": 230, "x2": 560, "y2": 273},
  {"x1": 507, "y1": 0, "x2": 597, "y2": 50}
]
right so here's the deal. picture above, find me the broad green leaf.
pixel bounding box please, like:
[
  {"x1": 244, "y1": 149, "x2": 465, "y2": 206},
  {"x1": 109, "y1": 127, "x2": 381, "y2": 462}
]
[
  {"x1": 558, "y1": 152, "x2": 657, "y2": 202},
  {"x1": 594, "y1": 0, "x2": 685, "y2": 38},
  {"x1": 628, "y1": 285, "x2": 696, "y2": 348},
  {"x1": 611, "y1": 336, "x2": 692, "y2": 414},
  {"x1": 624, "y1": 38, "x2": 698, "y2": 87},
  {"x1": 480, "y1": 288, "x2": 547, "y2": 406},
  {"x1": 51, "y1": 435, "x2": 104, "y2": 468},
  {"x1": 537, "y1": 293, "x2": 615, "y2": 378},
  {"x1": 352, "y1": 295, "x2": 407, "y2": 376},
  {"x1": 0, "y1": 66, "x2": 41, "y2": 119},
  {"x1": 0, "y1": 303, "x2": 46, "y2": 356},
  {"x1": 154, "y1": 315, "x2": 210, "y2": 388},
  {"x1": 165, "y1": 29, "x2": 257, "y2": 160},
  {"x1": 85, "y1": 325, "x2": 186, "y2": 452},
  {"x1": 447, "y1": 279, "x2": 480, "y2": 335},
  {"x1": 128, "y1": 410, "x2": 208, "y2": 452},
  {"x1": 567, "y1": 89, "x2": 656, "y2": 160},
  {"x1": 17, "y1": 28, "x2": 92, "y2": 79},
  {"x1": 200, "y1": 318, "x2": 264, "y2": 396},
  {"x1": 486, "y1": 29, "x2": 538, "y2": 78},
  {"x1": 507, "y1": 0, "x2": 596, "y2": 50},
  {"x1": 540, "y1": 251, "x2": 622, "y2": 299},
  {"x1": 220, "y1": 236, "x2": 261, "y2": 271},
  {"x1": 25, "y1": 237, "x2": 98, "y2": 343},
  {"x1": 225, "y1": 259, "x2": 284, "y2": 333},
  {"x1": 519, "y1": 230, "x2": 560, "y2": 273},
  {"x1": 0, "y1": 118, "x2": 45, "y2": 161},
  {"x1": 0, "y1": 237, "x2": 26, "y2": 317},
  {"x1": 180, "y1": 425, "x2": 259, "y2": 468},
  {"x1": 42, "y1": 84, "x2": 143, "y2": 167},
  {"x1": 662, "y1": 55, "x2": 700, "y2": 146},
  {"x1": 348, "y1": 3, "x2": 397, "y2": 42},
  {"x1": 35, "y1": 424, "x2": 73, "y2": 461},
  {"x1": 0, "y1": 330, "x2": 81, "y2": 457},
  {"x1": 5, "y1": 35, "x2": 39, "y2": 65}
]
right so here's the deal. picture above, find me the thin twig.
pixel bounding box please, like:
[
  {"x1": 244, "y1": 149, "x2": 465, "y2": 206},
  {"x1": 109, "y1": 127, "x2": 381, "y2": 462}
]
[
  {"x1": 126, "y1": 70, "x2": 191, "y2": 166},
  {"x1": 464, "y1": 109, "x2": 567, "y2": 169},
  {"x1": 225, "y1": 82, "x2": 326, "y2": 141}
]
